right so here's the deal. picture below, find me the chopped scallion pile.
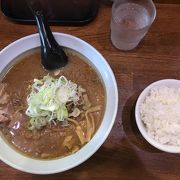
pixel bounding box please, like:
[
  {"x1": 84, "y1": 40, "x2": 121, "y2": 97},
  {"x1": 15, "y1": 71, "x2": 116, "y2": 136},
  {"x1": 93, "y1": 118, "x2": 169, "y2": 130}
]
[{"x1": 26, "y1": 74, "x2": 82, "y2": 130}]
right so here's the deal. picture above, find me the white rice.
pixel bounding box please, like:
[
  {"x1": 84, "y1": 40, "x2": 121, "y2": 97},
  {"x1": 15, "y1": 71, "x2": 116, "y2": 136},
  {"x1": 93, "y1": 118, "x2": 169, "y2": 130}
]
[{"x1": 140, "y1": 86, "x2": 180, "y2": 146}]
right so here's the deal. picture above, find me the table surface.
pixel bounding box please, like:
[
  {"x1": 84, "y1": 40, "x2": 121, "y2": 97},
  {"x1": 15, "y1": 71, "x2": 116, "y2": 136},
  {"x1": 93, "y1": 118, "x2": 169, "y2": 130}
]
[{"x1": 1, "y1": 1, "x2": 180, "y2": 179}]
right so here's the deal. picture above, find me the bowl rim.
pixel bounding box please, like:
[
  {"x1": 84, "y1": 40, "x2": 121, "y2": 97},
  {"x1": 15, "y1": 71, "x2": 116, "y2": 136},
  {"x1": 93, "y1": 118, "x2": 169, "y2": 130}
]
[
  {"x1": 135, "y1": 79, "x2": 180, "y2": 153},
  {"x1": 0, "y1": 33, "x2": 118, "y2": 174}
]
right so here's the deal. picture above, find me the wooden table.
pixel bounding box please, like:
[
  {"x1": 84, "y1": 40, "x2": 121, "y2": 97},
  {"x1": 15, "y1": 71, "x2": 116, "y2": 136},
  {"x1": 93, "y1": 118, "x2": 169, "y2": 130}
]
[{"x1": 1, "y1": 1, "x2": 180, "y2": 179}]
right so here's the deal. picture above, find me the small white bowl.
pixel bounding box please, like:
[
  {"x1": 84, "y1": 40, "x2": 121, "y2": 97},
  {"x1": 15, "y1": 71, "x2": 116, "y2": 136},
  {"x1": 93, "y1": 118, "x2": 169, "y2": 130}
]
[
  {"x1": 0, "y1": 33, "x2": 118, "y2": 174},
  {"x1": 135, "y1": 79, "x2": 180, "y2": 153}
]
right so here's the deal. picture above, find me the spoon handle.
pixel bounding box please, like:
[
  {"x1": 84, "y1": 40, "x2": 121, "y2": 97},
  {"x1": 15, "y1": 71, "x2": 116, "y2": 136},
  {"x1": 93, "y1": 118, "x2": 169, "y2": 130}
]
[
  {"x1": 26, "y1": 0, "x2": 58, "y2": 50},
  {"x1": 34, "y1": 11, "x2": 59, "y2": 50}
]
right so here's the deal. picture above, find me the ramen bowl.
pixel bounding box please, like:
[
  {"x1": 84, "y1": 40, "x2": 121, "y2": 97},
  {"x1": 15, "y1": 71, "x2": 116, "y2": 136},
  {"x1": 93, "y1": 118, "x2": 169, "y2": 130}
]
[{"x1": 0, "y1": 33, "x2": 118, "y2": 174}]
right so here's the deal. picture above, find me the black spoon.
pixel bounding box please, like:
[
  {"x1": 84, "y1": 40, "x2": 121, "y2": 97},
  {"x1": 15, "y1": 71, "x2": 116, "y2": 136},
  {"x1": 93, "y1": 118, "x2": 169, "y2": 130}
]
[{"x1": 26, "y1": 0, "x2": 68, "y2": 70}]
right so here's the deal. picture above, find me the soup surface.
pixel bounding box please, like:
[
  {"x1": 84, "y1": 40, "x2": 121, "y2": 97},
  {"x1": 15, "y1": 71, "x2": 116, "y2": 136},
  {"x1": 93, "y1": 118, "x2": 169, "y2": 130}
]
[{"x1": 0, "y1": 48, "x2": 105, "y2": 159}]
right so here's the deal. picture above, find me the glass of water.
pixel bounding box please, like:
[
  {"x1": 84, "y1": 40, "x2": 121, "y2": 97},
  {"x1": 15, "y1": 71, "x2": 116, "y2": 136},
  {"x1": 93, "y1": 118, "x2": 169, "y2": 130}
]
[{"x1": 110, "y1": 0, "x2": 156, "y2": 51}]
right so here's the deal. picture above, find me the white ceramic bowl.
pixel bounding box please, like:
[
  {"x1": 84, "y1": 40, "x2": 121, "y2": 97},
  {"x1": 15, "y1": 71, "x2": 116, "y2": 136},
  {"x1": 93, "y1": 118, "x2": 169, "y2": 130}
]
[
  {"x1": 135, "y1": 79, "x2": 180, "y2": 153},
  {"x1": 0, "y1": 33, "x2": 118, "y2": 174}
]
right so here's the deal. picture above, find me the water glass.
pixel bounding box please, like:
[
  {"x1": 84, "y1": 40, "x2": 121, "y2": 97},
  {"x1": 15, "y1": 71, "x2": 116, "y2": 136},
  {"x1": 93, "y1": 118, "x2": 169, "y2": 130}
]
[{"x1": 110, "y1": 0, "x2": 156, "y2": 51}]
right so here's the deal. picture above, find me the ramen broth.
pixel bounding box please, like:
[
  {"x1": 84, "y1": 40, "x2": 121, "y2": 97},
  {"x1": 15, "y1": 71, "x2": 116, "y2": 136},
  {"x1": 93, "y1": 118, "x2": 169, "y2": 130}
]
[{"x1": 0, "y1": 48, "x2": 105, "y2": 159}]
